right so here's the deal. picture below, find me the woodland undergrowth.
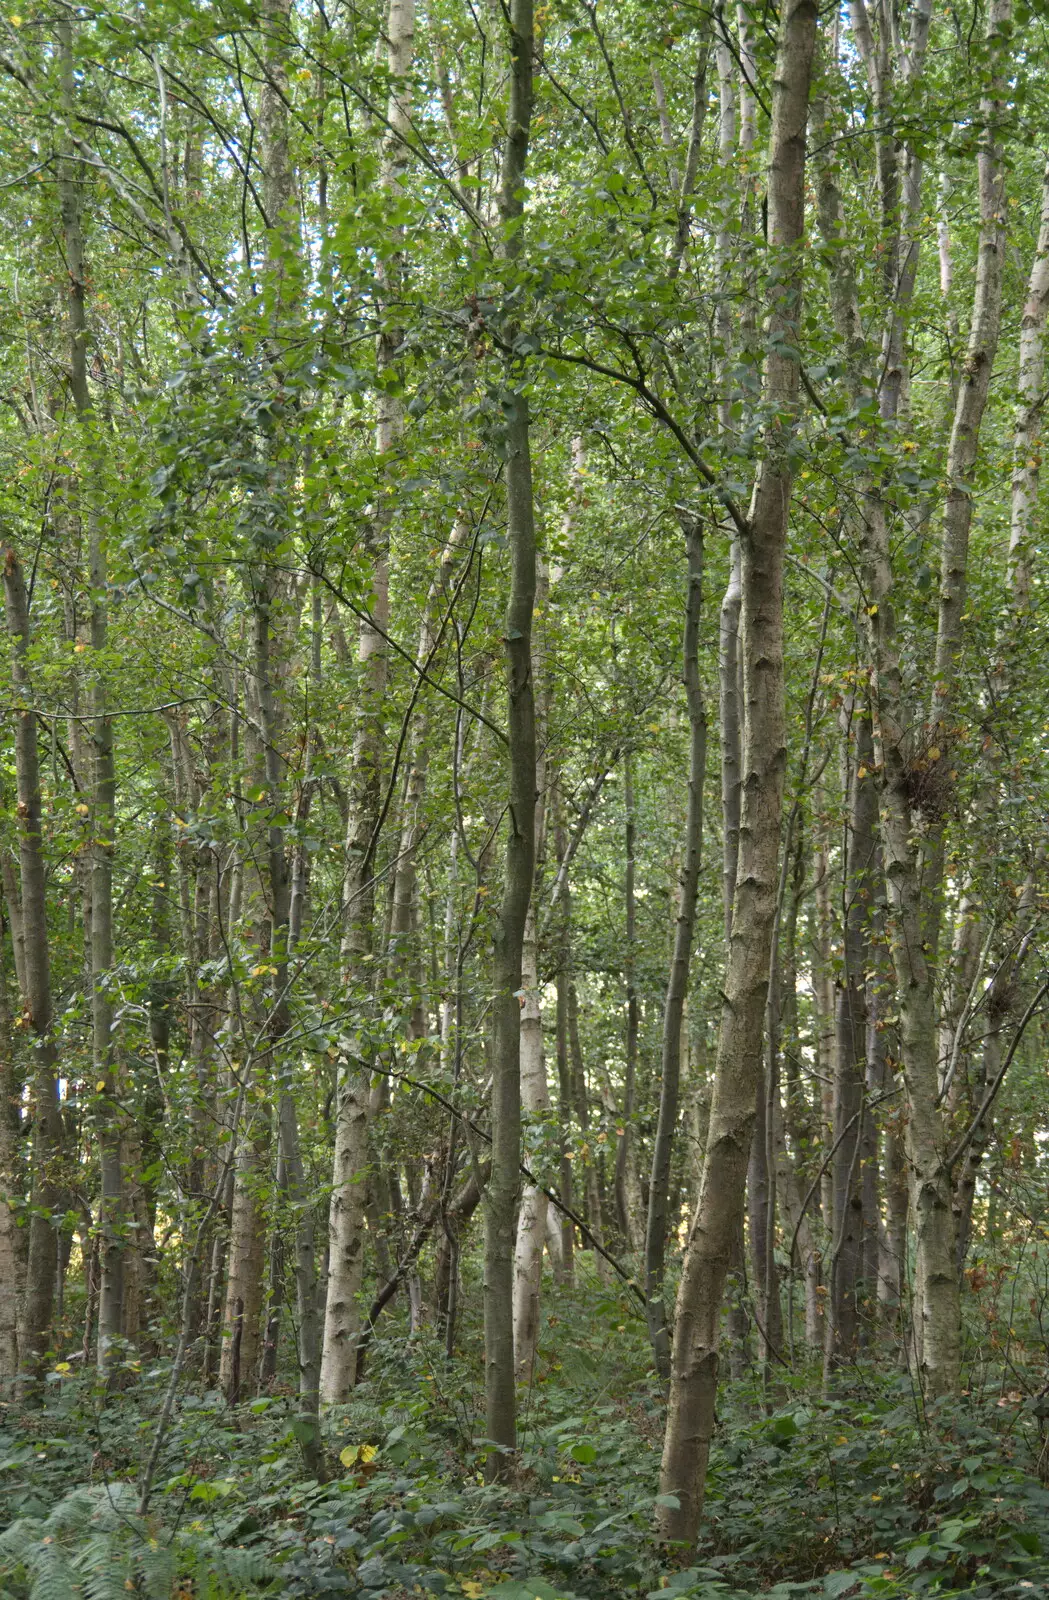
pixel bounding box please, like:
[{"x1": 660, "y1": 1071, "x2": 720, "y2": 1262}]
[{"x1": 2, "y1": 1276, "x2": 1049, "y2": 1600}]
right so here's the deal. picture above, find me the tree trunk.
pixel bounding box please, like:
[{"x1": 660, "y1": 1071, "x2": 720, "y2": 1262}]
[
  {"x1": 569, "y1": 978, "x2": 609, "y2": 1278},
  {"x1": 645, "y1": 517, "x2": 706, "y2": 1380},
  {"x1": 513, "y1": 907, "x2": 548, "y2": 1381},
  {"x1": 0, "y1": 928, "x2": 17, "y2": 1389},
  {"x1": 512, "y1": 559, "x2": 550, "y2": 1382},
  {"x1": 875, "y1": 0, "x2": 1008, "y2": 1390},
  {"x1": 658, "y1": 0, "x2": 818, "y2": 1543},
  {"x1": 218, "y1": 1120, "x2": 268, "y2": 1404},
  {"x1": 553, "y1": 800, "x2": 575, "y2": 1284},
  {"x1": 321, "y1": 0, "x2": 415, "y2": 1406},
  {"x1": 1008, "y1": 156, "x2": 1049, "y2": 612},
  {"x1": 825, "y1": 710, "x2": 877, "y2": 1373},
  {"x1": 58, "y1": 16, "x2": 124, "y2": 1372},
  {"x1": 3, "y1": 552, "x2": 63, "y2": 1391},
  {"x1": 615, "y1": 749, "x2": 643, "y2": 1256},
  {"x1": 483, "y1": 0, "x2": 537, "y2": 1479}
]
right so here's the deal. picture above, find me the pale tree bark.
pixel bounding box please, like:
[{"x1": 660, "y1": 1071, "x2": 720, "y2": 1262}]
[
  {"x1": 220, "y1": 0, "x2": 310, "y2": 1412},
  {"x1": 568, "y1": 977, "x2": 609, "y2": 1282},
  {"x1": 483, "y1": 0, "x2": 537, "y2": 1479},
  {"x1": 512, "y1": 557, "x2": 551, "y2": 1381},
  {"x1": 658, "y1": 0, "x2": 818, "y2": 1544},
  {"x1": 717, "y1": 11, "x2": 764, "y2": 1371},
  {"x1": 552, "y1": 803, "x2": 575, "y2": 1282},
  {"x1": 822, "y1": 0, "x2": 1007, "y2": 1391},
  {"x1": 219, "y1": 673, "x2": 272, "y2": 1407},
  {"x1": 1007, "y1": 156, "x2": 1049, "y2": 614},
  {"x1": 3, "y1": 550, "x2": 63, "y2": 1391},
  {"x1": 824, "y1": 709, "x2": 877, "y2": 1373},
  {"x1": 0, "y1": 925, "x2": 17, "y2": 1389},
  {"x1": 219, "y1": 1110, "x2": 268, "y2": 1404},
  {"x1": 615, "y1": 748, "x2": 643, "y2": 1256},
  {"x1": 512, "y1": 903, "x2": 548, "y2": 1381},
  {"x1": 259, "y1": 0, "x2": 322, "y2": 1467},
  {"x1": 893, "y1": 0, "x2": 1009, "y2": 1387},
  {"x1": 321, "y1": 0, "x2": 415, "y2": 1406},
  {"x1": 258, "y1": 579, "x2": 322, "y2": 1463},
  {"x1": 57, "y1": 17, "x2": 124, "y2": 1371},
  {"x1": 645, "y1": 517, "x2": 706, "y2": 1381}
]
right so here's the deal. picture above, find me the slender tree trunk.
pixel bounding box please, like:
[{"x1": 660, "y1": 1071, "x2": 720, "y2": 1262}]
[
  {"x1": 658, "y1": 0, "x2": 818, "y2": 1542},
  {"x1": 483, "y1": 0, "x2": 537, "y2": 1478},
  {"x1": 615, "y1": 749, "x2": 643, "y2": 1255},
  {"x1": 825, "y1": 710, "x2": 876, "y2": 1373},
  {"x1": 219, "y1": 1118, "x2": 268, "y2": 1404},
  {"x1": 3, "y1": 552, "x2": 63, "y2": 1391},
  {"x1": 1008, "y1": 157, "x2": 1049, "y2": 612},
  {"x1": 645, "y1": 518, "x2": 706, "y2": 1380},
  {"x1": 879, "y1": 0, "x2": 1008, "y2": 1390},
  {"x1": 553, "y1": 930, "x2": 575, "y2": 1283},
  {"x1": 568, "y1": 969, "x2": 608, "y2": 1278},
  {"x1": 513, "y1": 907, "x2": 548, "y2": 1380},
  {"x1": 321, "y1": 0, "x2": 415, "y2": 1405},
  {"x1": 58, "y1": 16, "x2": 124, "y2": 1371},
  {"x1": 258, "y1": 578, "x2": 323, "y2": 1465},
  {"x1": 0, "y1": 927, "x2": 17, "y2": 1389},
  {"x1": 512, "y1": 561, "x2": 550, "y2": 1381}
]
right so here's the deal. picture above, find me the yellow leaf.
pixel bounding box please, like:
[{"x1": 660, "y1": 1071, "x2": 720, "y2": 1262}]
[
  {"x1": 857, "y1": 765, "x2": 868, "y2": 779},
  {"x1": 96, "y1": 1080, "x2": 107, "y2": 1092},
  {"x1": 54, "y1": 1361, "x2": 71, "y2": 1373}
]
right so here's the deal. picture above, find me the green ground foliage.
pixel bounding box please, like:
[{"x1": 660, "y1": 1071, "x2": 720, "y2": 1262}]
[{"x1": 5, "y1": 1275, "x2": 1049, "y2": 1600}]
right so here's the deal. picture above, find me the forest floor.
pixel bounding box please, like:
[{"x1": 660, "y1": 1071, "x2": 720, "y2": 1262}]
[{"x1": 2, "y1": 1277, "x2": 1048, "y2": 1600}]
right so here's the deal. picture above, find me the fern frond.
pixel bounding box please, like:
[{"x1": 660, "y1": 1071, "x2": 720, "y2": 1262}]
[
  {"x1": 0, "y1": 1516, "x2": 45, "y2": 1562},
  {"x1": 26, "y1": 1538, "x2": 82, "y2": 1600},
  {"x1": 74, "y1": 1531, "x2": 133, "y2": 1600},
  {"x1": 43, "y1": 1490, "x2": 97, "y2": 1537},
  {"x1": 84, "y1": 1485, "x2": 139, "y2": 1533},
  {"x1": 182, "y1": 1535, "x2": 275, "y2": 1597},
  {"x1": 133, "y1": 1540, "x2": 174, "y2": 1600}
]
